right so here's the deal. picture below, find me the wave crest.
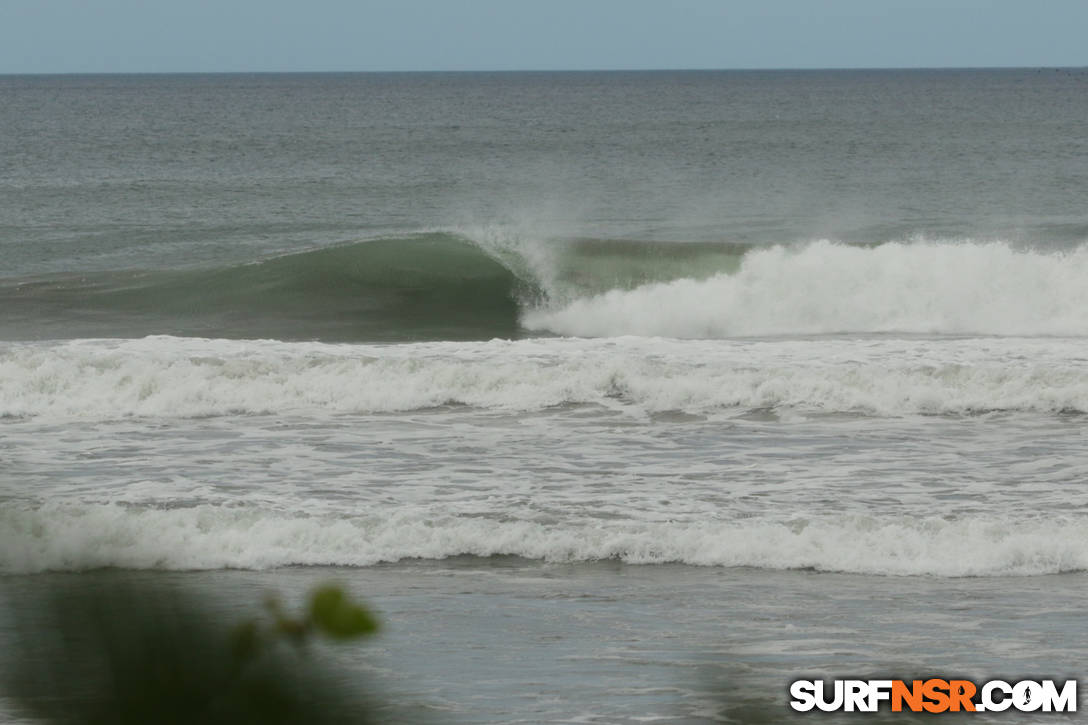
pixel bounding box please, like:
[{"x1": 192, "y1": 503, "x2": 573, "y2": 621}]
[
  {"x1": 6, "y1": 235, "x2": 1088, "y2": 341},
  {"x1": 4, "y1": 503, "x2": 1085, "y2": 577}
]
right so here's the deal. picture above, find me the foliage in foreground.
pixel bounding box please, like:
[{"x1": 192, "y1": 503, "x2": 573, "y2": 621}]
[
  {"x1": 2, "y1": 577, "x2": 935, "y2": 724},
  {"x1": 4, "y1": 578, "x2": 381, "y2": 725}
]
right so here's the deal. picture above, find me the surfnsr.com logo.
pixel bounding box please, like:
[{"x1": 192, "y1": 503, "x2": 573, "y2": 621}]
[{"x1": 789, "y1": 679, "x2": 1077, "y2": 713}]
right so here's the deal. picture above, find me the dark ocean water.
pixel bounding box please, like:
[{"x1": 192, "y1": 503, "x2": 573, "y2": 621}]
[{"x1": 3, "y1": 70, "x2": 1088, "y2": 722}]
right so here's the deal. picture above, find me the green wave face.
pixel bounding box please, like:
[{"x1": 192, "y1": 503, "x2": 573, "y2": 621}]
[
  {"x1": 0, "y1": 234, "x2": 520, "y2": 341},
  {"x1": 187, "y1": 234, "x2": 528, "y2": 341},
  {"x1": 0, "y1": 233, "x2": 748, "y2": 342}
]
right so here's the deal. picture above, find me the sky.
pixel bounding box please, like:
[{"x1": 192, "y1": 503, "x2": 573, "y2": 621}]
[{"x1": 2, "y1": 0, "x2": 1087, "y2": 74}]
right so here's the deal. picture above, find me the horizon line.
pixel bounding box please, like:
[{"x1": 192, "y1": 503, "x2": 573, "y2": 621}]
[{"x1": 2, "y1": 64, "x2": 1086, "y2": 77}]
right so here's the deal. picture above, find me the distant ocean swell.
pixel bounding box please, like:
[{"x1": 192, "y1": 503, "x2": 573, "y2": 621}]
[
  {"x1": 4, "y1": 336, "x2": 1088, "y2": 420},
  {"x1": 4, "y1": 233, "x2": 1088, "y2": 341},
  {"x1": 3, "y1": 503, "x2": 1086, "y2": 577}
]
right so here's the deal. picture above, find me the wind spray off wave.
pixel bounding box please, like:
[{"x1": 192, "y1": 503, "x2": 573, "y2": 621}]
[{"x1": 6, "y1": 233, "x2": 1087, "y2": 341}]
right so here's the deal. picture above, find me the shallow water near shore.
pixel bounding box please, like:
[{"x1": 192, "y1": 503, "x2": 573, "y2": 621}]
[{"x1": 4, "y1": 562, "x2": 1085, "y2": 723}]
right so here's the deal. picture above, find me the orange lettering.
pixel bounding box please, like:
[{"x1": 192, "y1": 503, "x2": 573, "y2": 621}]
[
  {"x1": 922, "y1": 679, "x2": 951, "y2": 713},
  {"x1": 892, "y1": 680, "x2": 924, "y2": 712},
  {"x1": 948, "y1": 680, "x2": 976, "y2": 712}
]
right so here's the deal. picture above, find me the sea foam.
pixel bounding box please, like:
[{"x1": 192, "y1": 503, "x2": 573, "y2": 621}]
[
  {"x1": 3, "y1": 335, "x2": 1088, "y2": 420},
  {"x1": 524, "y1": 240, "x2": 1088, "y2": 337},
  {"x1": 3, "y1": 502, "x2": 1085, "y2": 577}
]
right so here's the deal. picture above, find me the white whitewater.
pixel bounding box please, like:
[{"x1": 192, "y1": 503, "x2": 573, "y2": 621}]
[
  {"x1": 524, "y1": 240, "x2": 1088, "y2": 337},
  {"x1": 4, "y1": 503, "x2": 1086, "y2": 577},
  {"x1": 4, "y1": 334, "x2": 1088, "y2": 420}
]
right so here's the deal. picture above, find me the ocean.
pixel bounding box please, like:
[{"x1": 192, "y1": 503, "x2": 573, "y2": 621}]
[{"x1": 2, "y1": 69, "x2": 1088, "y2": 722}]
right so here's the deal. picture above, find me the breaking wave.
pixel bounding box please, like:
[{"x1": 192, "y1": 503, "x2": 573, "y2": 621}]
[
  {"x1": 0, "y1": 232, "x2": 744, "y2": 342},
  {"x1": 4, "y1": 234, "x2": 1087, "y2": 342},
  {"x1": 524, "y1": 240, "x2": 1088, "y2": 338},
  {"x1": 4, "y1": 502, "x2": 1086, "y2": 577},
  {"x1": 3, "y1": 335, "x2": 1088, "y2": 420}
]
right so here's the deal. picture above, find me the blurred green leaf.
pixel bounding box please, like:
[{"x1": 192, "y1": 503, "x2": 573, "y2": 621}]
[
  {"x1": 2, "y1": 577, "x2": 384, "y2": 724},
  {"x1": 309, "y1": 586, "x2": 379, "y2": 640},
  {"x1": 230, "y1": 620, "x2": 262, "y2": 663}
]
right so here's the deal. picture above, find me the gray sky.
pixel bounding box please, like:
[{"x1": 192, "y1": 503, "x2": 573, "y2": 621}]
[{"x1": 2, "y1": 0, "x2": 1087, "y2": 74}]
